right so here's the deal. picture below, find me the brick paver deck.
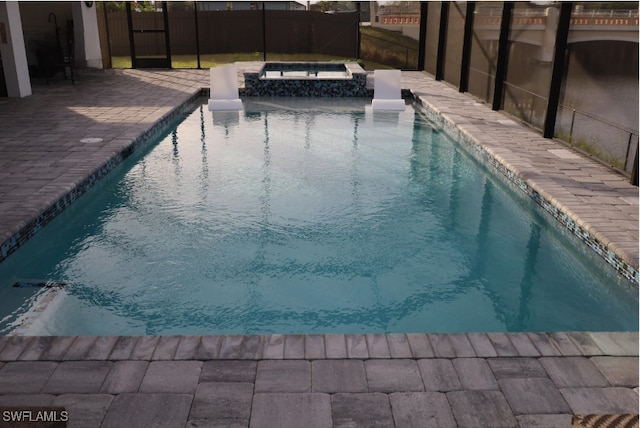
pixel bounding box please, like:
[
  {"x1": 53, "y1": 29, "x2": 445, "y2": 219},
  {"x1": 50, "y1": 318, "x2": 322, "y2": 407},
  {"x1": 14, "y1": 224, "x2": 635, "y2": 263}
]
[{"x1": 0, "y1": 67, "x2": 637, "y2": 427}]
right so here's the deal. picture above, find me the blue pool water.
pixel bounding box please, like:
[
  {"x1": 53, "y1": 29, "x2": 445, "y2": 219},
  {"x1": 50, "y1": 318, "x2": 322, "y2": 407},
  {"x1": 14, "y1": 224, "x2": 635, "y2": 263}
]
[{"x1": 0, "y1": 98, "x2": 637, "y2": 335}]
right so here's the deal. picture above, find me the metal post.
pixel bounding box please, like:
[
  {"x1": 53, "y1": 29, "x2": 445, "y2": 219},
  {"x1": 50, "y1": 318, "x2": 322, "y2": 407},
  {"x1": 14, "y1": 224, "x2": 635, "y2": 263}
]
[
  {"x1": 435, "y1": 1, "x2": 449, "y2": 81},
  {"x1": 162, "y1": 1, "x2": 171, "y2": 68},
  {"x1": 125, "y1": 2, "x2": 136, "y2": 68},
  {"x1": 624, "y1": 132, "x2": 633, "y2": 171},
  {"x1": 101, "y1": 2, "x2": 113, "y2": 68},
  {"x1": 262, "y1": 2, "x2": 267, "y2": 61},
  {"x1": 543, "y1": 2, "x2": 572, "y2": 139},
  {"x1": 569, "y1": 109, "x2": 576, "y2": 143},
  {"x1": 631, "y1": 144, "x2": 639, "y2": 186},
  {"x1": 459, "y1": 2, "x2": 476, "y2": 92},
  {"x1": 356, "y1": 2, "x2": 361, "y2": 60},
  {"x1": 194, "y1": 3, "x2": 201, "y2": 69},
  {"x1": 417, "y1": 2, "x2": 428, "y2": 71},
  {"x1": 492, "y1": 2, "x2": 513, "y2": 111}
]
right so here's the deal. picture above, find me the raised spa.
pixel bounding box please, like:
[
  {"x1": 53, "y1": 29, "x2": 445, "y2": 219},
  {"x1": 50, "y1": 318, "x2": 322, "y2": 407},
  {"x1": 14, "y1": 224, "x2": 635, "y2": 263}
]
[{"x1": 243, "y1": 62, "x2": 369, "y2": 97}]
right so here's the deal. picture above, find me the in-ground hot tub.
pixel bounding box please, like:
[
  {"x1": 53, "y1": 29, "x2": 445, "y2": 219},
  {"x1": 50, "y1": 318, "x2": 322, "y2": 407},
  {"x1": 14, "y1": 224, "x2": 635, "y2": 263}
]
[{"x1": 244, "y1": 62, "x2": 369, "y2": 97}]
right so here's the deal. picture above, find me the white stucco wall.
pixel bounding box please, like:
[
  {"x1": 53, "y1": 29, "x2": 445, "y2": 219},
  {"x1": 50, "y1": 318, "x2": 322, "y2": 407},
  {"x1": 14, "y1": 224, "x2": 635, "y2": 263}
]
[{"x1": 0, "y1": 2, "x2": 31, "y2": 97}]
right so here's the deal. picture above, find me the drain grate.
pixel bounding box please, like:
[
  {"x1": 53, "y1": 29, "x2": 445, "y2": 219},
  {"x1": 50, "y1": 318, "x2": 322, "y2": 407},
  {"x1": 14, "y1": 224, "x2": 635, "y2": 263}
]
[{"x1": 12, "y1": 281, "x2": 67, "y2": 289}]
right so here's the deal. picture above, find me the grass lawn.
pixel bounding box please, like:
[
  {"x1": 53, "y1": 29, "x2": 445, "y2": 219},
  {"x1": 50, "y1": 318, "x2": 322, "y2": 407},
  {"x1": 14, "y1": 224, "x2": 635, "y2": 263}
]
[
  {"x1": 110, "y1": 27, "x2": 415, "y2": 70},
  {"x1": 111, "y1": 52, "x2": 392, "y2": 70}
]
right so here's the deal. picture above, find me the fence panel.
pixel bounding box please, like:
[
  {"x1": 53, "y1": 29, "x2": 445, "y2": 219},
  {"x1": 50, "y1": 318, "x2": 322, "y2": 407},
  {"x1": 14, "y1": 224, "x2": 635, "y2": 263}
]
[
  {"x1": 556, "y1": 104, "x2": 639, "y2": 173},
  {"x1": 106, "y1": 10, "x2": 357, "y2": 61},
  {"x1": 198, "y1": 11, "x2": 263, "y2": 54},
  {"x1": 309, "y1": 12, "x2": 359, "y2": 57},
  {"x1": 106, "y1": 11, "x2": 129, "y2": 57}
]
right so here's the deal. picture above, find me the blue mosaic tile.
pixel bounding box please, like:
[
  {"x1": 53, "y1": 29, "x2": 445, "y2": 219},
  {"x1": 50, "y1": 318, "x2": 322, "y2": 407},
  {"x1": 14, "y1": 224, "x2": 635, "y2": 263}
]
[{"x1": 244, "y1": 62, "x2": 370, "y2": 97}]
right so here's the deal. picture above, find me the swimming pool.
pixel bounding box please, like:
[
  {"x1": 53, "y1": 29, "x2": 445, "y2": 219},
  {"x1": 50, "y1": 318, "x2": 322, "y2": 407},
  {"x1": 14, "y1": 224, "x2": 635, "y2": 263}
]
[{"x1": 0, "y1": 97, "x2": 636, "y2": 335}]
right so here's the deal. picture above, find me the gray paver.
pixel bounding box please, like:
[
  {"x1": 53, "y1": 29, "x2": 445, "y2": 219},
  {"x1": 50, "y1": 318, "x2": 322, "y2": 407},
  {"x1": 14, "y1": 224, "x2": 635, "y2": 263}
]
[
  {"x1": 139, "y1": 361, "x2": 202, "y2": 393},
  {"x1": 41, "y1": 361, "x2": 112, "y2": 394},
  {"x1": 390, "y1": 392, "x2": 457, "y2": 428},
  {"x1": 85, "y1": 336, "x2": 119, "y2": 360},
  {"x1": 312, "y1": 360, "x2": 367, "y2": 393},
  {"x1": 187, "y1": 419, "x2": 248, "y2": 428},
  {"x1": 63, "y1": 336, "x2": 97, "y2": 360},
  {"x1": 324, "y1": 334, "x2": 347, "y2": 359},
  {"x1": 548, "y1": 332, "x2": 582, "y2": 356},
  {"x1": 447, "y1": 334, "x2": 477, "y2": 357},
  {"x1": 346, "y1": 334, "x2": 369, "y2": 358},
  {"x1": 590, "y1": 356, "x2": 639, "y2": 387},
  {"x1": 197, "y1": 336, "x2": 222, "y2": 359},
  {"x1": 527, "y1": 333, "x2": 561, "y2": 356},
  {"x1": 250, "y1": 393, "x2": 331, "y2": 428},
  {"x1": 560, "y1": 387, "x2": 640, "y2": 414},
  {"x1": 0, "y1": 336, "x2": 35, "y2": 361},
  {"x1": 506, "y1": 333, "x2": 540, "y2": 357},
  {"x1": 239, "y1": 335, "x2": 263, "y2": 359},
  {"x1": 200, "y1": 360, "x2": 257, "y2": 383},
  {"x1": 283, "y1": 335, "x2": 304, "y2": 359},
  {"x1": 130, "y1": 336, "x2": 160, "y2": 360},
  {"x1": 407, "y1": 334, "x2": 435, "y2": 358},
  {"x1": 108, "y1": 336, "x2": 141, "y2": 360},
  {"x1": 386, "y1": 334, "x2": 413, "y2": 358},
  {"x1": 486, "y1": 333, "x2": 518, "y2": 357},
  {"x1": 566, "y1": 332, "x2": 604, "y2": 356},
  {"x1": 515, "y1": 414, "x2": 573, "y2": 427},
  {"x1": 100, "y1": 360, "x2": 148, "y2": 394},
  {"x1": 540, "y1": 357, "x2": 609, "y2": 387},
  {"x1": 589, "y1": 332, "x2": 639, "y2": 356},
  {"x1": 219, "y1": 335, "x2": 244, "y2": 359},
  {"x1": 366, "y1": 334, "x2": 391, "y2": 358},
  {"x1": 487, "y1": 358, "x2": 547, "y2": 380},
  {"x1": 331, "y1": 393, "x2": 393, "y2": 428},
  {"x1": 191, "y1": 382, "x2": 254, "y2": 420},
  {"x1": 466, "y1": 334, "x2": 498, "y2": 358},
  {"x1": 101, "y1": 393, "x2": 193, "y2": 428},
  {"x1": 428, "y1": 334, "x2": 456, "y2": 358},
  {"x1": 452, "y1": 358, "x2": 498, "y2": 390},
  {"x1": 498, "y1": 378, "x2": 571, "y2": 415},
  {"x1": 0, "y1": 394, "x2": 55, "y2": 406},
  {"x1": 304, "y1": 335, "x2": 326, "y2": 359},
  {"x1": 174, "y1": 336, "x2": 201, "y2": 360},
  {"x1": 255, "y1": 360, "x2": 310, "y2": 392},
  {"x1": 0, "y1": 362, "x2": 58, "y2": 393},
  {"x1": 52, "y1": 394, "x2": 114, "y2": 428},
  {"x1": 608, "y1": 332, "x2": 639, "y2": 356},
  {"x1": 18, "y1": 336, "x2": 55, "y2": 361},
  {"x1": 151, "y1": 335, "x2": 181, "y2": 360},
  {"x1": 417, "y1": 359, "x2": 462, "y2": 392},
  {"x1": 262, "y1": 334, "x2": 285, "y2": 359},
  {"x1": 365, "y1": 359, "x2": 424, "y2": 392},
  {"x1": 447, "y1": 390, "x2": 517, "y2": 428},
  {"x1": 39, "y1": 336, "x2": 77, "y2": 360}
]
